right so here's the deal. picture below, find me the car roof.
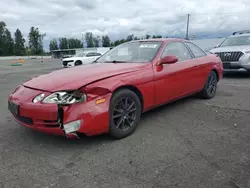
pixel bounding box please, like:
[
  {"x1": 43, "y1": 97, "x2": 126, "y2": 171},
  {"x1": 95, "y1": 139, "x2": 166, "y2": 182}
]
[
  {"x1": 228, "y1": 33, "x2": 250, "y2": 38},
  {"x1": 130, "y1": 38, "x2": 188, "y2": 43}
]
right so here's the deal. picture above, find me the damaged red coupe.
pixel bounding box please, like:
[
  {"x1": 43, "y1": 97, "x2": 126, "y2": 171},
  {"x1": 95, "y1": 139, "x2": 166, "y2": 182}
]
[{"x1": 8, "y1": 39, "x2": 223, "y2": 139}]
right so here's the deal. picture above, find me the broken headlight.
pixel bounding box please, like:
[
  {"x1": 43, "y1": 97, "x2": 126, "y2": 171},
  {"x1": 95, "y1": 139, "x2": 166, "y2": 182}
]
[{"x1": 42, "y1": 91, "x2": 87, "y2": 104}]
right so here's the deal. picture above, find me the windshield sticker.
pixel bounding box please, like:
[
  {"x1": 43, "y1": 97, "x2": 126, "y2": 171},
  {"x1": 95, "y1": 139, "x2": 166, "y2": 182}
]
[{"x1": 139, "y1": 44, "x2": 158, "y2": 48}]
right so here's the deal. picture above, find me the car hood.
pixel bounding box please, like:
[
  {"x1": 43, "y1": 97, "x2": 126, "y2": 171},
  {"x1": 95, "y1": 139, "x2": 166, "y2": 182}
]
[
  {"x1": 23, "y1": 62, "x2": 148, "y2": 92},
  {"x1": 62, "y1": 57, "x2": 79, "y2": 61},
  {"x1": 210, "y1": 45, "x2": 250, "y2": 53}
]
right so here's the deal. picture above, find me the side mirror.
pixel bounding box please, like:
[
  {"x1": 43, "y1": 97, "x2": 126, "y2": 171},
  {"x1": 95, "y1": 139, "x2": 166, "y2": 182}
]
[{"x1": 158, "y1": 55, "x2": 178, "y2": 65}]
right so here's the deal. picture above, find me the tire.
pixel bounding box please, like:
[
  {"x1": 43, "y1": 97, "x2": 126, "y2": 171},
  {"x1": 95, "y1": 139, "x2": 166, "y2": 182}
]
[
  {"x1": 200, "y1": 71, "x2": 218, "y2": 99},
  {"x1": 109, "y1": 89, "x2": 141, "y2": 139},
  {"x1": 75, "y1": 60, "x2": 82, "y2": 66}
]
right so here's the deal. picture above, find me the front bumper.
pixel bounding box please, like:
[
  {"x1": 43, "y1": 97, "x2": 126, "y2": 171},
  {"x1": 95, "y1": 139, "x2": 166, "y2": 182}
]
[
  {"x1": 222, "y1": 62, "x2": 250, "y2": 70},
  {"x1": 62, "y1": 61, "x2": 74, "y2": 68},
  {"x1": 8, "y1": 85, "x2": 111, "y2": 137}
]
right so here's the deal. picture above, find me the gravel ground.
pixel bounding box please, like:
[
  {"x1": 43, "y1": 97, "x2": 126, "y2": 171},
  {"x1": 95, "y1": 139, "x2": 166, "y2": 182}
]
[{"x1": 0, "y1": 59, "x2": 249, "y2": 188}]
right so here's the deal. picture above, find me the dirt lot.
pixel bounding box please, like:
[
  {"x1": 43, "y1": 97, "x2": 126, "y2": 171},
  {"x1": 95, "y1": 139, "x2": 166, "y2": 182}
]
[{"x1": 0, "y1": 59, "x2": 249, "y2": 188}]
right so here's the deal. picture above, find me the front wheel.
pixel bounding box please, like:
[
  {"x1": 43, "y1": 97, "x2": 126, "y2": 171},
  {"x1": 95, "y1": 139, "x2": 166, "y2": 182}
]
[
  {"x1": 200, "y1": 71, "x2": 218, "y2": 99},
  {"x1": 109, "y1": 89, "x2": 141, "y2": 139},
  {"x1": 75, "y1": 60, "x2": 82, "y2": 66}
]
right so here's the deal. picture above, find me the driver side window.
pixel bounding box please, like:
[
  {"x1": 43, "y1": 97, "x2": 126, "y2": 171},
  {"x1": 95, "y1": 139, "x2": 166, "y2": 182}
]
[
  {"x1": 161, "y1": 42, "x2": 192, "y2": 62},
  {"x1": 86, "y1": 52, "x2": 95, "y2": 57}
]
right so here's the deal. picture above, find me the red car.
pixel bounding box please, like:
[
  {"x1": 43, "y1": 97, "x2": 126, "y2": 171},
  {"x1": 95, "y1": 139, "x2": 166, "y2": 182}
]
[{"x1": 8, "y1": 38, "x2": 223, "y2": 139}]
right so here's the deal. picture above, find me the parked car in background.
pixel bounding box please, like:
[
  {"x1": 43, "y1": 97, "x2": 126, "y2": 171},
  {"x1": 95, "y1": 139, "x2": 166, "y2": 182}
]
[
  {"x1": 8, "y1": 38, "x2": 223, "y2": 139},
  {"x1": 210, "y1": 30, "x2": 250, "y2": 72},
  {"x1": 62, "y1": 52, "x2": 102, "y2": 67}
]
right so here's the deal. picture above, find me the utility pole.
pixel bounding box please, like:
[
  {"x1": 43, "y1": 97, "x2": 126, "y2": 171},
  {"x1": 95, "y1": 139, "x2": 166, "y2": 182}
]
[
  {"x1": 185, "y1": 14, "x2": 190, "y2": 40},
  {"x1": 81, "y1": 32, "x2": 84, "y2": 48}
]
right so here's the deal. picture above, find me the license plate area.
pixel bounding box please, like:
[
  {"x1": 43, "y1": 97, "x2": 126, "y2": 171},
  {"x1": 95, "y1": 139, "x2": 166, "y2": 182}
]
[{"x1": 8, "y1": 101, "x2": 19, "y2": 116}]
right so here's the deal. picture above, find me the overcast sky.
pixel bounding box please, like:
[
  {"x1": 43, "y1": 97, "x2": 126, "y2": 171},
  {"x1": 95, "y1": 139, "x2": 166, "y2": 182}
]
[{"x1": 1, "y1": 0, "x2": 250, "y2": 50}]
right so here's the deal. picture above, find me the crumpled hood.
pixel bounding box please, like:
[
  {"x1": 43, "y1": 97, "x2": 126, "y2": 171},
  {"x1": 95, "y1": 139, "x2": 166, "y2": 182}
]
[
  {"x1": 210, "y1": 45, "x2": 250, "y2": 53},
  {"x1": 23, "y1": 63, "x2": 148, "y2": 92}
]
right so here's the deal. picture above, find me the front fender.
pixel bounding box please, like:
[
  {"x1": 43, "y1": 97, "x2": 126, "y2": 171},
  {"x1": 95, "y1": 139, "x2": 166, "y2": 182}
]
[{"x1": 83, "y1": 68, "x2": 155, "y2": 112}]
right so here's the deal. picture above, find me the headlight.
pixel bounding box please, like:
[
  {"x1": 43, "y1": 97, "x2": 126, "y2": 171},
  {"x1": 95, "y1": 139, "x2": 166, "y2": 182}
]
[
  {"x1": 33, "y1": 93, "x2": 45, "y2": 103},
  {"x1": 42, "y1": 91, "x2": 87, "y2": 104}
]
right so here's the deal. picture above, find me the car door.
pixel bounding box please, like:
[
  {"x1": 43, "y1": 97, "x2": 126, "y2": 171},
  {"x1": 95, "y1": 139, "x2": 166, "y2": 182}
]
[
  {"x1": 82, "y1": 52, "x2": 96, "y2": 64},
  {"x1": 153, "y1": 41, "x2": 200, "y2": 105},
  {"x1": 184, "y1": 42, "x2": 211, "y2": 90}
]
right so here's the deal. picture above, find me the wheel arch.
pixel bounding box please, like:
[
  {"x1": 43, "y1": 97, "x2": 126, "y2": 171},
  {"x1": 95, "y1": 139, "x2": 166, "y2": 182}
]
[
  {"x1": 112, "y1": 85, "x2": 144, "y2": 112},
  {"x1": 211, "y1": 69, "x2": 219, "y2": 81},
  {"x1": 75, "y1": 59, "x2": 82, "y2": 65}
]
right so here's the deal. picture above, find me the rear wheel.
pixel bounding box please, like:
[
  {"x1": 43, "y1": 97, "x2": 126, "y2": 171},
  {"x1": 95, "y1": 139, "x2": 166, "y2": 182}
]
[
  {"x1": 75, "y1": 60, "x2": 82, "y2": 66},
  {"x1": 109, "y1": 89, "x2": 141, "y2": 139},
  {"x1": 200, "y1": 71, "x2": 218, "y2": 99}
]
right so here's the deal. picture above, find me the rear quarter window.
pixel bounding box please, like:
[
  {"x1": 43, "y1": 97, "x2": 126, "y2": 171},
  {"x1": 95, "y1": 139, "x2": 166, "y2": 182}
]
[{"x1": 186, "y1": 42, "x2": 207, "y2": 58}]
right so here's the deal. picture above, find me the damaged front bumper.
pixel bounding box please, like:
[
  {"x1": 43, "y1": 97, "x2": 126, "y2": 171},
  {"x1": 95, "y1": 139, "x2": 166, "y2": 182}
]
[{"x1": 8, "y1": 85, "x2": 111, "y2": 138}]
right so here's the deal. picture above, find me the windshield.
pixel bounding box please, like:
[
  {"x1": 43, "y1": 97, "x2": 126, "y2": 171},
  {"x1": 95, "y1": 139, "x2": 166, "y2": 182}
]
[
  {"x1": 220, "y1": 36, "x2": 250, "y2": 47},
  {"x1": 97, "y1": 41, "x2": 163, "y2": 63},
  {"x1": 74, "y1": 52, "x2": 86, "y2": 57}
]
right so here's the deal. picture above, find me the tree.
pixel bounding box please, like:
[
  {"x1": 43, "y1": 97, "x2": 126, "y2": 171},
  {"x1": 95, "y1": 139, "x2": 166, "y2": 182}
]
[
  {"x1": 145, "y1": 34, "x2": 151, "y2": 39},
  {"x1": 25, "y1": 46, "x2": 31, "y2": 55},
  {"x1": 152, "y1": 35, "x2": 162, "y2": 38},
  {"x1": 114, "y1": 40, "x2": 120, "y2": 46},
  {"x1": 93, "y1": 36, "x2": 100, "y2": 47},
  {"x1": 0, "y1": 21, "x2": 14, "y2": 56},
  {"x1": 133, "y1": 36, "x2": 140, "y2": 40},
  {"x1": 126, "y1": 34, "x2": 134, "y2": 41},
  {"x1": 28, "y1": 27, "x2": 45, "y2": 55},
  {"x1": 68, "y1": 38, "x2": 75, "y2": 49},
  {"x1": 0, "y1": 21, "x2": 6, "y2": 56},
  {"x1": 14, "y1": 29, "x2": 25, "y2": 55},
  {"x1": 102, "y1": 35, "x2": 110, "y2": 47},
  {"x1": 85, "y1": 32, "x2": 94, "y2": 48},
  {"x1": 59, "y1": 37, "x2": 68, "y2": 49},
  {"x1": 74, "y1": 38, "x2": 82, "y2": 48},
  {"x1": 67, "y1": 38, "x2": 82, "y2": 49},
  {"x1": 49, "y1": 39, "x2": 58, "y2": 51},
  {"x1": 120, "y1": 39, "x2": 126, "y2": 44},
  {"x1": 3, "y1": 28, "x2": 14, "y2": 55}
]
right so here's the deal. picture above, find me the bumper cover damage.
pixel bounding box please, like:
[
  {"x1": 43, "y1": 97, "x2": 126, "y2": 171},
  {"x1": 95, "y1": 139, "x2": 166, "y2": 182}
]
[{"x1": 8, "y1": 85, "x2": 111, "y2": 139}]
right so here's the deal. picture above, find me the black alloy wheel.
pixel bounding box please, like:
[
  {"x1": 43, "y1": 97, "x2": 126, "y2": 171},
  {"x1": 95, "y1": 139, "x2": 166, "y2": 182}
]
[
  {"x1": 109, "y1": 89, "x2": 141, "y2": 139},
  {"x1": 112, "y1": 97, "x2": 136, "y2": 131},
  {"x1": 201, "y1": 71, "x2": 218, "y2": 99}
]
